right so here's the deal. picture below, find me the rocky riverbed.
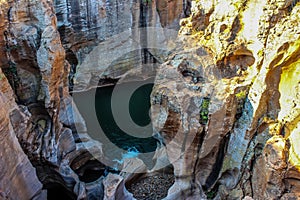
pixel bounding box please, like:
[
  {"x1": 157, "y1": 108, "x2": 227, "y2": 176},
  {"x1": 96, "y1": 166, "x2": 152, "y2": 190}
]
[{"x1": 128, "y1": 173, "x2": 175, "y2": 200}]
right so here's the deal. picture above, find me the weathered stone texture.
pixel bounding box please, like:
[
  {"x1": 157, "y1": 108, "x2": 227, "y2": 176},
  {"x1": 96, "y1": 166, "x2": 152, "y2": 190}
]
[
  {"x1": 1, "y1": 0, "x2": 300, "y2": 199},
  {"x1": 0, "y1": 68, "x2": 45, "y2": 200},
  {"x1": 150, "y1": 0, "x2": 300, "y2": 199}
]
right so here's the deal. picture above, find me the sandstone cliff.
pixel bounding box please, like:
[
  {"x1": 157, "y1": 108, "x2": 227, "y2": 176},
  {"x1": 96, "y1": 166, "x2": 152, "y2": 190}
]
[
  {"x1": 0, "y1": 0, "x2": 299, "y2": 199},
  {"x1": 150, "y1": 0, "x2": 300, "y2": 199},
  {"x1": 0, "y1": 0, "x2": 108, "y2": 198},
  {"x1": 0, "y1": 67, "x2": 45, "y2": 200},
  {"x1": 0, "y1": 0, "x2": 188, "y2": 199}
]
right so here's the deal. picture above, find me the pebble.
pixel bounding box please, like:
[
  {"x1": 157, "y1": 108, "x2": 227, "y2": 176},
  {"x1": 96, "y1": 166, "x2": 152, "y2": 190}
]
[{"x1": 127, "y1": 173, "x2": 175, "y2": 200}]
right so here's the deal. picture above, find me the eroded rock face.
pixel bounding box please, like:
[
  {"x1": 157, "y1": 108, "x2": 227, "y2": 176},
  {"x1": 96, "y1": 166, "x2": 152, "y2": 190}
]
[
  {"x1": 0, "y1": 0, "x2": 188, "y2": 199},
  {"x1": 54, "y1": 0, "x2": 191, "y2": 55},
  {"x1": 1, "y1": 0, "x2": 300, "y2": 199},
  {"x1": 103, "y1": 173, "x2": 134, "y2": 200},
  {"x1": 0, "y1": 0, "x2": 109, "y2": 198},
  {"x1": 148, "y1": 0, "x2": 300, "y2": 199},
  {"x1": 0, "y1": 68, "x2": 45, "y2": 199},
  {"x1": 150, "y1": 42, "x2": 249, "y2": 199},
  {"x1": 54, "y1": 0, "x2": 191, "y2": 91},
  {"x1": 156, "y1": 0, "x2": 191, "y2": 29}
]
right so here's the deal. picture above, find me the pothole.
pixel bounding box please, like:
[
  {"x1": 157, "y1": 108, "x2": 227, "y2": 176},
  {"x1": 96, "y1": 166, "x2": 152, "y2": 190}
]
[
  {"x1": 74, "y1": 160, "x2": 106, "y2": 183},
  {"x1": 46, "y1": 183, "x2": 76, "y2": 200}
]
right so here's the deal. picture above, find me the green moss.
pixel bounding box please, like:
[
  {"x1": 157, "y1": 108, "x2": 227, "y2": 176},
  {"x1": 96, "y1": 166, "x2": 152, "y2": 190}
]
[
  {"x1": 235, "y1": 90, "x2": 247, "y2": 100},
  {"x1": 200, "y1": 97, "x2": 210, "y2": 125},
  {"x1": 202, "y1": 98, "x2": 210, "y2": 109},
  {"x1": 206, "y1": 190, "x2": 217, "y2": 199}
]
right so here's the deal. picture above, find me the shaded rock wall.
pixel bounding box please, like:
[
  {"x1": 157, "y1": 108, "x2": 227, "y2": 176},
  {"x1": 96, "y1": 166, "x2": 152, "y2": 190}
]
[
  {"x1": 156, "y1": 0, "x2": 191, "y2": 29},
  {"x1": 0, "y1": 0, "x2": 109, "y2": 198},
  {"x1": 0, "y1": 67, "x2": 45, "y2": 199},
  {"x1": 53, "y1": 0, "x2": 190, "y2": 91}
]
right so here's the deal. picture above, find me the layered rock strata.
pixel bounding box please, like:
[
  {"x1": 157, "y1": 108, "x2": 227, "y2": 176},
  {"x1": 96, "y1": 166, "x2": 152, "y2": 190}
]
[
  {"x1": 0, "y1": 67, "x2": 45, "y2": 200},
  {"x1": 0, "y1": 0, "x2": 189, "y2": 199},
  {"x1": 0, "y1": 0, "x2": 110, "y2": 198},
  {"x1": 54, "y1": 0, "x2": 191, "y2": 91},
  {"x1": 149, "y1": 0, "x2": 300, "y2": 199},
  {"x1": 0, "y1": 0, "x2": 300, "y2": 199}
]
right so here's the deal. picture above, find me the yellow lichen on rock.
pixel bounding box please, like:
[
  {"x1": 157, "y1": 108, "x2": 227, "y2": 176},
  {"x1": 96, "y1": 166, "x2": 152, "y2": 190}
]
[
  {"x1": 278, "y1": 53, "x2": 300, "y2": 125},
  {"x1": 177, "y1": 0, "x2": 300, "y2": 198},
  {"x1": 289, "y1": 123, "x2": 300, "y2": 171}
]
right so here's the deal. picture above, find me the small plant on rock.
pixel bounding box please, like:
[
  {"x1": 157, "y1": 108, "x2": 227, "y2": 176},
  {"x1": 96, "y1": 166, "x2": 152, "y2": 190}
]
[
  {"x1": 235, "y1": 90, "x2": 247, "y2": 100},
  {"x1": 200, "y1": 97, "x2": 210, "y2": 125}
]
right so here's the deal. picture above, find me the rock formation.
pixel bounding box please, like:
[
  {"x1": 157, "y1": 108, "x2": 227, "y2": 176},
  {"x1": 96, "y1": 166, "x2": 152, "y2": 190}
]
[
  {"x1": 0, "y1": 0, "x2": 109, "y2": 198},
  {"x1": 0, "y1": 67, "x2": 45, "y2": 200},
  {"x1": 0, "y1": 0, "x2": 188, "y2": 199},
  {"x1": 0, "y1": 0, "x2": 299, "y2": 199},
  {"x1": 151, "y1": 0, "x2": 300, "y2": 199}
]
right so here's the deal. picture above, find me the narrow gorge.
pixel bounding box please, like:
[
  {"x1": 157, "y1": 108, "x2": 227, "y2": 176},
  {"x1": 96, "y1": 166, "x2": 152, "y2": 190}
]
[{"x1": 0, "y1": 0, "x2": 299, "y2": 200}]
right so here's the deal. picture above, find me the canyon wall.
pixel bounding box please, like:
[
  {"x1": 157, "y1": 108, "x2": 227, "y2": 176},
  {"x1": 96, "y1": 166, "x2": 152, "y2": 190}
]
[
  {"x1": 0, "y1": 67, "x2": 45, "y2": 200},
  {"x1": 0, "y1": 0, "x2": 108, "y2": 198},
  {"x1": 0, "y1": 0, "x2": 188, "y2": 199},
  {"x1": 150, "y1": 0, "x2": 300, "y2": 199},
  {"x1": 0, "y1": 0, "x2": 299, "y2": 199},
  {"x1": 54, "y1": 0, "x2": 190, "y2": 91}
]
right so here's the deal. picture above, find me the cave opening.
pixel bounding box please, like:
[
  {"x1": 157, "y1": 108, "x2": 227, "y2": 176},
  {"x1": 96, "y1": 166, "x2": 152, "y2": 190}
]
[
  {"x1": 74, "y1": 160, "x2": 106, "y2": 183},
  {"x1": 46, "y1": 183, "x2": 76, "y2": 200}
]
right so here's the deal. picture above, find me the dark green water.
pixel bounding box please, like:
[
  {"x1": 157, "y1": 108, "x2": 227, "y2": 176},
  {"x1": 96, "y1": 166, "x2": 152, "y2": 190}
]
[
  {"x1": 74, "y1": 80, "x2": 157, "y2": 164},
  {"x1": 95, "y1": 81, "x2": 157, "y2": 153}
]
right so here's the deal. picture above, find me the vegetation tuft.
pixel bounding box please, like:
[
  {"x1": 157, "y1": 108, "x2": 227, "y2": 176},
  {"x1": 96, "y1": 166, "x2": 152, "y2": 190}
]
[{"x1": 200, "y1": 97, "x2": 210, "y2": 125}]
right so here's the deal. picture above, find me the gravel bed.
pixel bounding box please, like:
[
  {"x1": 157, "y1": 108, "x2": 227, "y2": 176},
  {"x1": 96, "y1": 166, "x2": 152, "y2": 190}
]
[{"x1": 127, "y1": 173, "x2": 175, "y2": 200}]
